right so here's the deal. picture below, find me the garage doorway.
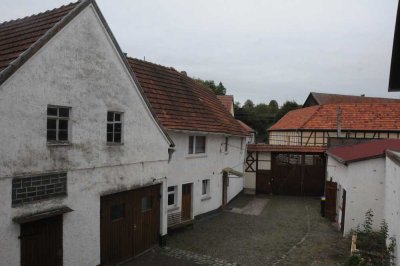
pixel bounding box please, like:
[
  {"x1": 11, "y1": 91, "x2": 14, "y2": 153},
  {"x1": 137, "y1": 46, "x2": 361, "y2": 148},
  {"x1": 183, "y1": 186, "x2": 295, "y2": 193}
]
[
  {"x1": 181, "y1": 183, "x2": 192, "y2": 221},
  {"x1": 100, "y1": 184, "x2": 160, "y2": 265}
]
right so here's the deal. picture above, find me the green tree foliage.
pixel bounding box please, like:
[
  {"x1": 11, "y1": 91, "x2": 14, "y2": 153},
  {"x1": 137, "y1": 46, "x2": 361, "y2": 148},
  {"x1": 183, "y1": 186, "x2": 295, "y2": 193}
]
[
  {"x1": 195, "y1": 78, "x2": 226, "y2": 95},
  {"x1": 235, "y1": 100, "x2": 300, "y2": 143}
]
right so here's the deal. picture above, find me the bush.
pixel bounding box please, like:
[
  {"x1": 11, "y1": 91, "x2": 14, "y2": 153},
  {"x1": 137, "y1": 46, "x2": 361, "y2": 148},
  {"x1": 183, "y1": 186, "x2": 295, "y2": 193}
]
[{"x1": 347, "y1": 209, "x2": 396, "y2": 266}]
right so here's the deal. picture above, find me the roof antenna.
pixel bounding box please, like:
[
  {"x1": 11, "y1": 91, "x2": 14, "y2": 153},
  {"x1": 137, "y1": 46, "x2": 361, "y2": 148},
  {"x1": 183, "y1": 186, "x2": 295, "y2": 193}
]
[{"x1": 337, "y1": 107, "x2": 342, "y2": 137}]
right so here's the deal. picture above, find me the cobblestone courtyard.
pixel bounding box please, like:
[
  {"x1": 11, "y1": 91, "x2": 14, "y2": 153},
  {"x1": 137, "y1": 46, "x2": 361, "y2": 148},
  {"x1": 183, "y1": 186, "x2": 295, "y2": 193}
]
[{"x1": 128, "y1": 194, "x2": 350, "y2": 266}]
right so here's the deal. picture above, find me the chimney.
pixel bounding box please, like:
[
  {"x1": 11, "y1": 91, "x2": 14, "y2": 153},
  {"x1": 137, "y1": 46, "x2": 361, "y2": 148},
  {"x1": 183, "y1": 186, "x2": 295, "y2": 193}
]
[
  {"x1": 181, "y1": 71, "x2": 187, "y2": 76},
  {"x1": 337, "y1": 107, "x2": 342, "y2": 137}
]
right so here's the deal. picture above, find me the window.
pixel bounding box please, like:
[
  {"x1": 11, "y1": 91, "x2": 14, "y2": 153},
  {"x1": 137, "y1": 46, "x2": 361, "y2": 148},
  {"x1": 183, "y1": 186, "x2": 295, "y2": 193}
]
[
  {"x1": 167, "y1": 186, "x2": 177, "y2": 206},
  {"x1": 202, "y1": 179, "x2": 210, "y2": 196},
  {"x1": 188, "y1": 136, "x2": 206, "y2": 154},
  {"x1": 107, "y1": 111, "x2": 123, "y2": 143},
  {"x1": 141, "y1": 196, "x2": 153, "y2": 212},
  {"x1": 111, "y1": 203, "x2": 125, "y2": 220},
  {"x1": 224, "y1": 137, "x2": 229, "y2": 152},
  {"x1": 47, "y1": 106, "x2": 70, "y2": 143}
]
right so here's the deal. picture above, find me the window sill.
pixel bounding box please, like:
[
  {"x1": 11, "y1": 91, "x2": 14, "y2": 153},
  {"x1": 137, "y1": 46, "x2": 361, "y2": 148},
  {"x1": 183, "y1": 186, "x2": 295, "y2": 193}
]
[
  {"x1": 47, "y1": 142, "x2": 71, "y2": 147},
  {"x1": 186, "y1": 153, "x2": 207, "y2": 159},
  {"x1": 168, "y1": 206, "x2": 179, "y2": 212},
  {"x1": 201, "y1": 196, "x2": 211, "y2": 201},
  {"x1": 106, "y1": 142, "x2": 124, "y2": 146}
]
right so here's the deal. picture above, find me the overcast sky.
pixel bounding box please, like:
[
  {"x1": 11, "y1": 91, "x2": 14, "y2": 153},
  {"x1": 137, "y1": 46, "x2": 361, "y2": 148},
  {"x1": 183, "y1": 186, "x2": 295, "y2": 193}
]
[{"x1": 2, "y1": 0, "x2": 399, "y2": 105}]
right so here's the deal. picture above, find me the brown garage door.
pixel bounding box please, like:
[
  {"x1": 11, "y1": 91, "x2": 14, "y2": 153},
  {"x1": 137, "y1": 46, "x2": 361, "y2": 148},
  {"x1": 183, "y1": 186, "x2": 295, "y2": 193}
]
[
  {"x1": 100, "y1": 184, "x2": 160, "y2": 265},
  {"x1": 256, "y1": 170, "x2": 272, "y2": 194},
  {"x1": 271, "y1": 153, "x2": 325, "y2": 196},
  {"x1": 20, "y1": 215, "x2": 63, "y2": 266}
]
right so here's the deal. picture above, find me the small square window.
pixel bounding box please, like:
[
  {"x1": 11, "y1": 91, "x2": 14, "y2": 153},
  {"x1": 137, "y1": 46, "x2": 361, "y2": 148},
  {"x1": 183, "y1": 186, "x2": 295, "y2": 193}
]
[
  {"x1": 141, "y1": 196, "x2": 153, "y2": 212},
  {"x1": 47, "y1": 106, "x2": 70, "y2": 143},
  {"x1": 111, "y1": 203, "x2": 125, "y2": 220},
  {"x1": 188, "y1": 136, "x2": 206, "y2": 154},
  {"x1": 107, "y1": 111, "x2": 123, "y2": 144}
]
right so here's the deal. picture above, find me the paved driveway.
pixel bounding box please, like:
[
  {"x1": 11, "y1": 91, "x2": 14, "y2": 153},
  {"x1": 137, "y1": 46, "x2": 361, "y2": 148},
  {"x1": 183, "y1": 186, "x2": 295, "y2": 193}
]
[{"x1": 130, "y1": 194, "x2": 350, "y2": 266}]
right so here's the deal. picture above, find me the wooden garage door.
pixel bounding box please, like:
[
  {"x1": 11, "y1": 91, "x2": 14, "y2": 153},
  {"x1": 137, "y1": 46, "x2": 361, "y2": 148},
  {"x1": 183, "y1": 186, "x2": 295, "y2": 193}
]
[
  {"x1": 20, "y1": 215, "x2": 63, "y2": 266},
  {"x1": 256, "y1": 170, "x2": 272, "y2": 194},
  {"x1": 100, "y1": 184, "x2": 160, "y2": 265}
]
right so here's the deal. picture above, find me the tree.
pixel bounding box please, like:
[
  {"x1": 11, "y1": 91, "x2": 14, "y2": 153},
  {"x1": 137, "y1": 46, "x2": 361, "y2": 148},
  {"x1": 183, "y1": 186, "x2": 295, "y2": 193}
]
[{"x1": 194, "y1": 78, "x2": 226, "y2": 95}]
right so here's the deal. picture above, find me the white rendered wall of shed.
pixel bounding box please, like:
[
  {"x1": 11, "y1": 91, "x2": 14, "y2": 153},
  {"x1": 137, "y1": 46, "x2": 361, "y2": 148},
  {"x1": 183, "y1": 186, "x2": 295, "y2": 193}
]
[
  {"x1": 326, "y1": 156, "x2": 385, "y2": 235},
  {"x1": 243, "y1": 152, "x2": 271, "y2": 194},
  {"x1": 384, "y1": 152, "x2": 400, "y2": 266},
  {"x1": 166, "y1": 131, "x2": 245, "y2": 218},
  {"x1": 0, "y1": 5, "x2": 170, "y2": 266}
]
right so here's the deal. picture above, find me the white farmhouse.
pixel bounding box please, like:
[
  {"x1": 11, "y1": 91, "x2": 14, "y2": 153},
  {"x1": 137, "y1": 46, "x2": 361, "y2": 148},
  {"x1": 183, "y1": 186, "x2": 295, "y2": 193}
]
[
  {"x1": 325, "y1": 140, "x2": 400, "y2": 235},
  {"x1": 127, "y1": 58, "x2": 249, "y2": 228},
  {"x1": 0, "y1": 1, "x2": 175, "y2": 265}
]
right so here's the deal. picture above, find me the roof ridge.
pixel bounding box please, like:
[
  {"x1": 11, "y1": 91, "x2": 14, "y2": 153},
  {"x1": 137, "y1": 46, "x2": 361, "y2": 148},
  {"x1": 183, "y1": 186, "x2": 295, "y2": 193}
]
[
  {"x1": 0, "y1": 1, "x2": 81, "y2": 27},
  {"x1": 127, "y1": 57, "x2": 180, "y2": 74}
]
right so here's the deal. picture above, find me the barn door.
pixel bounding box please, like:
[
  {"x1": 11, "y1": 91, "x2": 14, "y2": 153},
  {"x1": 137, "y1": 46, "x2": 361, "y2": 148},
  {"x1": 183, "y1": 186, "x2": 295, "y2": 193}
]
[
  {"x1": 325, "y1": 181, "x2": 337, "y2": 221},
  {"x1": 182, "y1": 183, "x2": 192, "y2": 221},
  {"x1": 133, "y1": 185, "x2": 160, "y2": 256},
  {"x1": 101, "y1": 191, "x2": 133, "y2": 265},
  {"x1": 20, "y1": 215, "x2": 63, "y2": 266},
  {"x1": 256, "y1": 170, "x2": 272, "y2": 194}
]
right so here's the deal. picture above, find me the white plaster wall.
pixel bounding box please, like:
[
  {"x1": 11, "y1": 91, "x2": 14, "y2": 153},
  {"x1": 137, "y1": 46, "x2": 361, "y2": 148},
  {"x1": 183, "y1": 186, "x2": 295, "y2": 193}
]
[
  {"x1": 385, "y1": 152, "x2": 400, "y2": 266},
  {"x1": 0, "y1": 5, "x2": 170, "y2": 266},
  {"x1": 166, "y1": 131, "x2": 245, "y2": 217},
  {"x1": 327, "y1": 157, "x2": 385, "y2": 235}
]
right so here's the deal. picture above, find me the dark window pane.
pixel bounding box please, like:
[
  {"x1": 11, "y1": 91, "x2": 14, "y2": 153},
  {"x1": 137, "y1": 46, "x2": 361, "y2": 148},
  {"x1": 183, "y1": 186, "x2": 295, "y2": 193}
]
[
  {"x1": 111, "y1": 204, "x2": 125, "y2": 220},
  {"x1": 47, "y1": 130, "x2": 56, "y2": 141},
  {"x1": 202, "y1": 180, "x2": 208, "y2": 195},
  {"x1": 47, "y1": 119, "x2": 56, "y2": 130},
  {"x1": 107, "y1": 112, "x2": 113, "y2": 122},
  {"x1": 188, "y1": 136, "x2": 194, "y2": 154},
  {"x1": 114, "y1": 133, "x2": 121, "y2": 143},
  {"x1": 107, "y1": 123, "x2": 113, "y2": 133},
  {"x1": 58, "y1": 130, "x2": 68, "y2": 141},
  {"x1": 168, "y1": 194, "x2": 175, "y2": 206},
  {"x1": 195, "y1": 136, "x2": 206, "y2": 154},
  {"x1": 59, "y1": 108, "x2": 69, "y2": 118},
  {"x1": 115, "y1": 113, "x2": 121, "y2": 121},
  {"x1": 225, "y1": 137, "x2": 229, "y2": 152},
  {"x1": 107, "y1": 133, "x2": 113, "y2": 142},
  {"x1": 59, "y1": 120, "x2": 68, "y2": 130},
  {"x1": 47, "y1": 107, "x2": 58, "y2": 116},
  {"x1": 141, "y1": 196, "x2": 153, "y2": 212},
  {"x1": 168, "y1": 186, "x2": 175, "y2": 192},
  {"x1": 114, "y1": 123, "x2": 121, "y2": 133}
]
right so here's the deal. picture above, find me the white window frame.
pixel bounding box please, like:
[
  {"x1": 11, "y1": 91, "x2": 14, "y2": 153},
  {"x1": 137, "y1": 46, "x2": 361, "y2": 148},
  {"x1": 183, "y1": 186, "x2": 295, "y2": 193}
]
[
  {"x1": 188, "y1": 135, "x2": 206, "y2": 154},
  {"x1": 167, "y1": 185, "x2": 178, "y2": 207},
  {"x1": 107, "y1": 111, "x2": 124, "y2": 144},
  {"x1": 202, "y1": 179, "x2": 210, "y2": 197},
  {"x1": 47, "y1": 105, "x2": 71, "y2": 144}
]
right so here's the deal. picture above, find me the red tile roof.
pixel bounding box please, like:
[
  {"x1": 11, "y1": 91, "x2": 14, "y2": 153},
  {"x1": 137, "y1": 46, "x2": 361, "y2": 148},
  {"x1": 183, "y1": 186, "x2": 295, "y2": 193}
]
[
  {"x1": 247, "y1": 144, "x2": 326, "y2": 153},
  {"x1": 269, "y1": 103, "x2": 400, "y2": 131},
  {"x1": 127, "y1": 58, "x2": 247, "y2": 136},
  {"x1": 237, "y1": 120, "x2": 255, "y2": 135},
  {"x1": 327, "y1": 139, "x2": 400, "y2": 164},
  {"x1": 304, "y1": 92, "x2": 400, "y2": 107},
  {"x1": 217, "y1": 95, "x2": 234, "y2": 115},
  {"x1": 0, "y1": 1, "x2": 81, "y2": 74}
]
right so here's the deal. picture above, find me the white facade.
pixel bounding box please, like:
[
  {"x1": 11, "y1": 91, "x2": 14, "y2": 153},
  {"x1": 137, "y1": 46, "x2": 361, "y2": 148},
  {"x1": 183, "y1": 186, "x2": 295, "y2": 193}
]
[
  {"x1": 385, "y1": 151, "x2": 400, "y2": 266},
  {"x1": 326, "y1": 156, "x2": 386, "y2": 235},
  {"x1": 166, "y1": 131, "x2": 245, "y2": 224},
  {"x1": 0, "y1": 5, "x2": 171, "y2": 266}
]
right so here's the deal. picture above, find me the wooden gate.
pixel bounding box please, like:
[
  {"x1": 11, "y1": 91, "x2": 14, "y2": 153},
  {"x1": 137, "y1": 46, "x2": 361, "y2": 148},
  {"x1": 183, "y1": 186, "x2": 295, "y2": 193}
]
[
  {"x1": 256, "y1": 170, "x2": 272, "y2": 194},
  {"x1": 325, "y1": 181, "x2": 337, "y2": 221},
  {"x1": 20, "y1": 215, "x2": 63, "y2": 266},
  {"x1": 100, "y1": 184, "x2": 160, "y2": 265},
  {"x1": 271, "y1": 153, "x2": 325, "y2": 196},
  {"x1": 181, "y1": 183, "x2": 192, "y2": 221}
]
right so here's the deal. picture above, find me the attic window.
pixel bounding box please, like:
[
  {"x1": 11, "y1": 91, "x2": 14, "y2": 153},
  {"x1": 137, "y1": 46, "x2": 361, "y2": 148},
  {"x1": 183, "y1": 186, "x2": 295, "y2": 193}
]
[
  {"x1": 189, "y1": 136, "x2": 206, "y2": 154},
  {"x1": 47, "y1": 106, "x2": 70, "y2": 143},
  {"x1": 107, "y1": 111, "x2": 123, "y2": 144}
]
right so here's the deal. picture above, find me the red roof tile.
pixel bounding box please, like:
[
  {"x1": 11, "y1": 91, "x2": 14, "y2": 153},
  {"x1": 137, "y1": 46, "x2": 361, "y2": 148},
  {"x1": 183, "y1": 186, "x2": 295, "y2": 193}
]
[
  {"x1": 247, "y1": 144, "x2": 326, "y2": 153},
  {"x1": 304, "y1": 92, "x2": 400, "y2": 107},
  {"x1": 0, "y1": 1, "x2": 81, "y2": 73},
  {"x1": 269, "y1": 103, "x2": 400, "y2": 131},
  {"x1": 217, "y1": 95, "x2": 234, "y2": 115},
  {"x1": 327, "y1": 139, "x2": 400, "y2": 164},
  {"x1": 237, "y1": 120, "x2": 255, "y2": 135},
  {"x1": 127, "y1": 58, "x2": 247, "y2": 136}
]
